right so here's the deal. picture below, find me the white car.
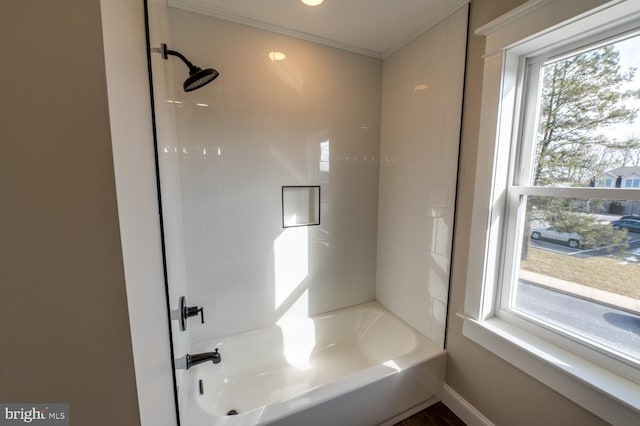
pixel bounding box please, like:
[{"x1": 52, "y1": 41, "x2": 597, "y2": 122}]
[{"x1": 530, "y1": 226, "x2": 582, "y2": 248}]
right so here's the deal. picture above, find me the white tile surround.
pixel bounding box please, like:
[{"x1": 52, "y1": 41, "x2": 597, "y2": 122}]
[
  {"x1": 159, "y1": 8, "x2": 382, "y2": 342},
  {"x1": 376, "y1": 6, "x2": 468, "y2": 346},
  {"x1": 150, "y1": 4, "x2": 467, "y2": 348}
]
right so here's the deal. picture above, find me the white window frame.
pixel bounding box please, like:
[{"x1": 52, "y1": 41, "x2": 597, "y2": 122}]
[{"x1": 462, "y1": 1, "x2": 640, "y2": 424}]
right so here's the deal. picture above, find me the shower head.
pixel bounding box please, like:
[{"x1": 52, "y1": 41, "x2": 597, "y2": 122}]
[
  {"x1": 183, "y1": 67, "x2": 219, "y2": 92},
  {"x1": 161, "y1": 43, "x2": 219, "y2": 92}
]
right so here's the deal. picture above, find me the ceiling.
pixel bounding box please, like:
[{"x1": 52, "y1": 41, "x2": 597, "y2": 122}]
[{"x1": 167, "y1": 0, "x2": 469, "y2": 58}]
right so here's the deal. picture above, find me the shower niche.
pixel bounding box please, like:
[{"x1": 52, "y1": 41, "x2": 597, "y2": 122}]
[{"x1": 282, "y1": 186, "x2": 320, "y2": 228}]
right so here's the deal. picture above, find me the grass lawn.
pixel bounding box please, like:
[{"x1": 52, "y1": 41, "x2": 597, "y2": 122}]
[{"x1": 521, "y1": 247, "x2": 640, "y2": 300}]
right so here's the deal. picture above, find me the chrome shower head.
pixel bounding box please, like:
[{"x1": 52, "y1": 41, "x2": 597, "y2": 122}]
[{"x1": 161, "y1": 43, "x2": 219, "y2": 92}]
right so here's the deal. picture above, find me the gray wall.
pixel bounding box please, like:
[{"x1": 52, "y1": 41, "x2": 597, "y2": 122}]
[
  {"x1": 446, "y1": 0, "x2": 609, "y2": 424},
  {"x1": 0, "y1": 2, "x2": 140, "y2": 425}
]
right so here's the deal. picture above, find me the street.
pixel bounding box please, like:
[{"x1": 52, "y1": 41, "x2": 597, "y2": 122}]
[
  {"x1": 529, "y1": 238, "x2": 583, "y2": 255},
  {"x1": 530, "y1": 234, "x2": 640, "y2": 260},
  {"x1": 516, "y1": 281, "x2": 640, "y2": 360}
]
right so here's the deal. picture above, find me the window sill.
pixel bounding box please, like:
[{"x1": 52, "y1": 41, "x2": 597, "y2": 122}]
[{"x1": 460, "y1": 314, "x2": 640, "y2": 425}]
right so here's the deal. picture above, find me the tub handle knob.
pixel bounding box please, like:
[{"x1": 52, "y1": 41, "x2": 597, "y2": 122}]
[
  {"x1": 185, "y1": 305, "x2": 205, "y2": 324},
  {"x1": 179, "y1": 296, "x2": 205, "y2": 331}
]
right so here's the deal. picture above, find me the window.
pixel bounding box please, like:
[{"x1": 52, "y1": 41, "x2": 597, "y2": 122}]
[
  {"x1": 626, "y1": 178, "x2": 640, "y2": 188},
  {"x1": 506, "y1": 31, "x2": 640, "y2": 364},
  {"x1": 464, "y1": 1, "x2": 640, "y2": 424}
]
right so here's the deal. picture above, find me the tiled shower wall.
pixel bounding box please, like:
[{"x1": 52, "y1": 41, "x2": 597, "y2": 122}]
[
  {"x1": 376, "y1": 6, "x2": 468, "y2": 346},
  {"x1": 164, "y1": 8, "x2": 382, "y2": 341},
  {"x1": 153, "y1": 5, "x2": 468, "y2": 348}
]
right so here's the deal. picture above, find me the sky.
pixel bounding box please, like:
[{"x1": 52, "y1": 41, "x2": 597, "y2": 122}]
[{"x1": 603, "y1": 33, "x2": 640, "y2": 140}]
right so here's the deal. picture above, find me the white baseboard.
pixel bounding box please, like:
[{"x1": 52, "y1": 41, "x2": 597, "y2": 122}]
[{"x1": 442, "y1": 384, "x2": 494, "y2": 426}]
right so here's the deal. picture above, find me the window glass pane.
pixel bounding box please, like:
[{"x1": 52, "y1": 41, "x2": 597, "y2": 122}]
[
  {"x1": 516, "y1": 195, "x2": 640, "y2": 360},
  {"x1": 529, "y1": 35, "x2": 640, "y2": 187}
]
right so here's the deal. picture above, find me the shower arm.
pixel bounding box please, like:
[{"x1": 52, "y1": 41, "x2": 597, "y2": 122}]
[
  {"x1": 158, "y1": 43, "x2": 219, "y2": 92},
  {"x1": 161, "y1": 43, "x2": 198, "y2": 73}
]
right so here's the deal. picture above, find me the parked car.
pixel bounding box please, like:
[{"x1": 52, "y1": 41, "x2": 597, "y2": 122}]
[
  {"x1": 611, "y1": 219, "x2": 640, "y2": 233},
  {"x1": 619, "y1": 215, "x2": 640, "y2": 221},
  {"x1": 530, "y1": 226, "x2": 582, "y2": 248}
]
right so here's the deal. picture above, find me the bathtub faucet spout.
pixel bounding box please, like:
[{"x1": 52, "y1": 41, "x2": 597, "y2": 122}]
[{"x1": 186, "y1": 348, "x2": 221, "y2": 369}]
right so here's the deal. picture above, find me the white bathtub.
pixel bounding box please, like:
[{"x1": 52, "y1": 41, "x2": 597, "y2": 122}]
[{"x1": 182, "y1": 302, "x2": 446, "y2": 426}]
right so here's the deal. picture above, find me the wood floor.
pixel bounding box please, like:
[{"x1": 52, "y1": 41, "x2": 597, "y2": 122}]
[{"x1": 393, "y1": 402, "x2": 466, "y2": 426}]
